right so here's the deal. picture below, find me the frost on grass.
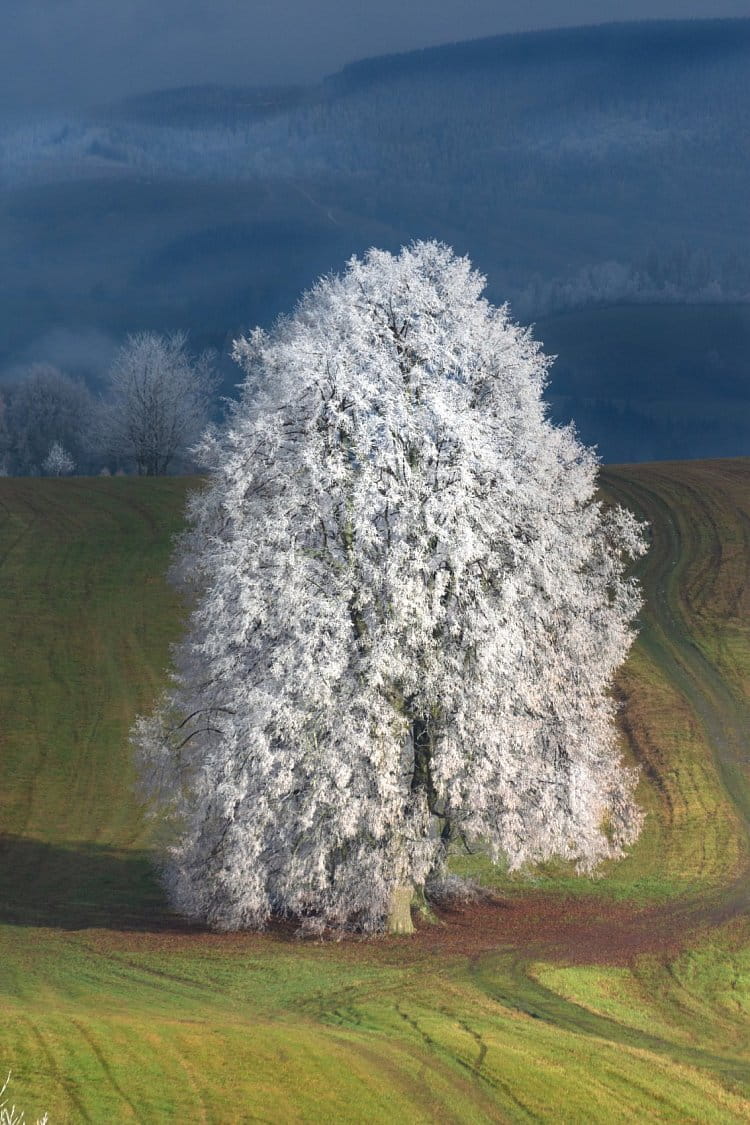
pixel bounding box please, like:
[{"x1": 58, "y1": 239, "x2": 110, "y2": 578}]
[
  {"x1": 0, "y1": 1073, "x2": 48, "y2": 1125},
  {"x1": 134, "y1": 241, "x2": 646, "y2": 935},
  {"x1": 425, "y1": 874, "x2": 490, "y2": 907}
]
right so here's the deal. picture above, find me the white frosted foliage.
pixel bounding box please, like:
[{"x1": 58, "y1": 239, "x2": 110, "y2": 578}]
[
  {"x1": 42, "y1": 441, "x2": 74, "y2": 476},
  {"x1": 102, "y1": 331, "x2": 216, "y2": 476},
  {"x1": 134, "y1": 241, "x2": 646, "y2": 934}
]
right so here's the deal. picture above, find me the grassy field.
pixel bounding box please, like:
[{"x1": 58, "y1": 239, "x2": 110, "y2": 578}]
[{"x1": 0, "y1": 462, "x2": 748, "y2": 1122}]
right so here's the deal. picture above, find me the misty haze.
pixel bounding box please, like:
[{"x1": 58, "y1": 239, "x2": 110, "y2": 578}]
[{"x1": 1, "y1": 18, "x2": 749, "y2": 464}]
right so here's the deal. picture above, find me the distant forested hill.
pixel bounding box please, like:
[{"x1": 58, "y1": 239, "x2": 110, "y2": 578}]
[{"x1": 1, "y1": 19, "x2": 748, "y2": 461}]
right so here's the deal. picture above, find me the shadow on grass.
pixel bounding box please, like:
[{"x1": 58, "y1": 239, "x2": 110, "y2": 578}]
[{"x1": 0, "y1": 834, "x2": 201, "y2": 932}]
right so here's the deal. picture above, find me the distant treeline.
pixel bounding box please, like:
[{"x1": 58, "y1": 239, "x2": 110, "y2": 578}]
[
  {"x1": 1, "y1": 20, "x2": 748, "y2": 463},
  {"x1": 0, "y1": 334, "x2": 218, "y2": 477},
  {"x1": 513, "y1": 248, "x2": 750, "y2": 321},
  {"x1": 2, "y1": 21, "x2": 749, "y2": 332}
]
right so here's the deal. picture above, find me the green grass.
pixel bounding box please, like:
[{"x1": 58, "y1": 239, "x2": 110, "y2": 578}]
[
  {"x1": 532, "y1": 917, "x2": 750, "y2": 1056},
  {"x1": 1, "y1": 463, "x2": 749, "y2": 1121}
]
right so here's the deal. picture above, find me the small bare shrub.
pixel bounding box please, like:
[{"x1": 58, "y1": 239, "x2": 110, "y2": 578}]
[
  {"x1": 0, "y1": 1072, "x2": 49, "y2": 1125},
  {"x1": 425, "y1": 874, "x2": 490, "y2": 907}
]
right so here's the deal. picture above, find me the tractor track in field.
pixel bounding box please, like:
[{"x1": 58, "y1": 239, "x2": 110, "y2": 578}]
[
  {"x1": 69, "y1": 1017, "x2": 141, "y2": 1120},
  {"x1": 601, "y1": 469, "x2": 750, "y2": 837}
]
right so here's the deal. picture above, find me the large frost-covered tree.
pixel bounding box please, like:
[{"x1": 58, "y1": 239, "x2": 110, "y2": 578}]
[{"x1": 135, "y1": 241, "x2": 646, "y2": 935}]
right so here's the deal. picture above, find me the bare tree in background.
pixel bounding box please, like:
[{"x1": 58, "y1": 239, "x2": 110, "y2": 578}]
[
  {"x1": 102, "y1": 332, "x2": 217, "y2": 476},
  {"x1": 1, "y1": 365, "x2": 96, "y2": 476}
]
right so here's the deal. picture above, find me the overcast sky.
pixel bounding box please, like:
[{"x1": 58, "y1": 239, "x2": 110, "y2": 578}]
[{"x1": 2, "y1": 0, "x2": 748, "y2": 111}]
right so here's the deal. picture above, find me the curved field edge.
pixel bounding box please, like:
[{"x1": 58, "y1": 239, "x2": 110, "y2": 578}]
[{"x1": 0, "y1": 461, "x2": 747, "y2": 1121}]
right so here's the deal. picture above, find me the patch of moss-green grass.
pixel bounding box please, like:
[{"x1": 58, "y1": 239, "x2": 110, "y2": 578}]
[{"x1": 531, "y1": 918, "x2": 750, "y2": 1058}]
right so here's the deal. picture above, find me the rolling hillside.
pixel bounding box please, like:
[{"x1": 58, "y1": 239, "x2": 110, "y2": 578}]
[{"x1": 0, "y1": 460, "x2": 749, "y2": 1121}]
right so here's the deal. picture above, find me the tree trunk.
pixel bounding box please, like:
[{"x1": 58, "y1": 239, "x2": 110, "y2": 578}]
[{"x1": 386, "y1": 884, "x2": 415, "y2": 934}]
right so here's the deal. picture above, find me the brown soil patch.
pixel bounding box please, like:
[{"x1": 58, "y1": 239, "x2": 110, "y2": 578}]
[{"x1": 81, "y1": 875, "x2": 749, "y2": 970}]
